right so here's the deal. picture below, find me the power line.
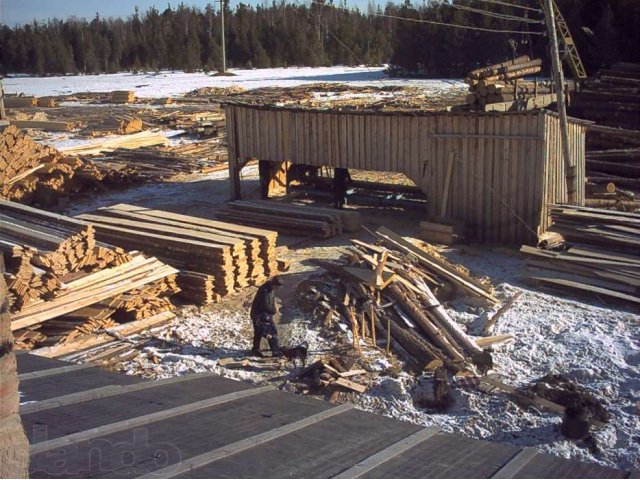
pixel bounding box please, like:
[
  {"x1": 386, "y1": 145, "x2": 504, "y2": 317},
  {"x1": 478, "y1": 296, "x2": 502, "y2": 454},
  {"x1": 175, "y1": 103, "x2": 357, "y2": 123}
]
[
  {"x1": 473, "y1": 0, "x2": 542, "y2": 12},
  {"x1": 449, "y1": 4, "x2": 544, "y2": 24},
  {"x1": 308, "y1": 1, "x2": 545, "y2": 35}
]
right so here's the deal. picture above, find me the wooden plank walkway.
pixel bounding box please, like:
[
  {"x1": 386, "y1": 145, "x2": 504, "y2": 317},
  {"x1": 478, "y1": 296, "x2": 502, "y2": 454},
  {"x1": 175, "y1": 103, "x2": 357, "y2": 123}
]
[{"x1": 18, "y1": 355, "x2": 631, "y2": 479}]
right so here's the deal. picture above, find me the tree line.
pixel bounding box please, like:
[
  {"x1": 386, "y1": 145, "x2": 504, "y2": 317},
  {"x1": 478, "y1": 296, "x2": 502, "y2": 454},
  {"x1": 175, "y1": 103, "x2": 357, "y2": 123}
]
[{"x1": 0, "y1": 0, "x2": 637, "y2": 77}]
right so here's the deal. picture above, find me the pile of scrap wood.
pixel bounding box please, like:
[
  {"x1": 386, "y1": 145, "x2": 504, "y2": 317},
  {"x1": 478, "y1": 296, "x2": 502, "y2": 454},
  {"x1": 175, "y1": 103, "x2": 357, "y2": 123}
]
[
  {"x1": 300, "y1": 226, "x2": 499, "y2": 375},
  {"x1": 110, "y1": 91, "x2": 136, "y2": 104},
  {"x1": 465, "y1": 56, "x2": 555, "y2": 112},
  {"x1": 84, "y1": 144, "x2": 228, "y2": 180},
  {"x1": 75, "y1": 203, "x2": 280, "y2": 301},
  {"x1": 169, "y1": 138, "x2": 228, "y2": 164},
  {"x1": 571, "y1": 63, "x2": 640, "y2": 130},
  {"x1": 162, "y1": 111, "x2": 226, "y2": 138},
  {"x1": 0, "y1": 200, "x2": 179, "y2": 350},
  {"x1": 296, "y1": 356, "x2": 367, "y2": 396},
  {"x1": 0, "y1": 125, "x2": 108, "y2": 206},
  {"x1": 216, "y1": 200, "x2": 362, "y2": 238},
  {"x1": 521, "y1": 204, "x2": 640, "y2": 306}
]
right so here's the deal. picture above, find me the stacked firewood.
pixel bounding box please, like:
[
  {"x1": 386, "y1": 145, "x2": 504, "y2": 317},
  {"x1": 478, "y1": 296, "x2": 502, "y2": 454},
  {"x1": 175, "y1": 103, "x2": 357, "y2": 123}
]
[
  {"x1": 522, "y1": 204, "x2": 640, "y2": 307},
  {"x1": 0, "y1": 200, "x2": 179, "y2": 350},
  {"x1": 465, "y1": 56, "x2": 554, "y2": 111},
  {"x1": 300, "y1": 226, "x2": 498, "y2": 375}
]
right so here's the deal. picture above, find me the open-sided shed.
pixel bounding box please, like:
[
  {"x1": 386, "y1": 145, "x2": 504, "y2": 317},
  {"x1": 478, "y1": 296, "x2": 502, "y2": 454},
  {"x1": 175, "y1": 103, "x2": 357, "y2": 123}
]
[{"x1": 225, "y1": 104, "x2": 586, "y2": 244}]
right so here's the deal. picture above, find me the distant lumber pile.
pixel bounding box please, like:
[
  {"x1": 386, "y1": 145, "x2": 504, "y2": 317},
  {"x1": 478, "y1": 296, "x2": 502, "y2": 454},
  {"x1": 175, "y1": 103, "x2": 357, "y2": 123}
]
[
  {"x1": 302, "y1": 226, "x2": 498, "y2": 375},
  {"x1": 0, "y1": 200, "x2": 178, "y2": 350},
  {"x1": 216, "y1": 200, "x2": 362, "y2": 238},
  {"x1": 75, "y1": 204, "x2": 280, "y2": 302},
  {"x1": 522, "y1": 204, "x2": 640, "y2": 307},
  {"x1": 110, "y1": 91, "x2": 136, "y2": 104},
  {"x1": 59, "y1": 130, "x2": 169, "y2": 156},
  {"x1": 465, "y1": 56, "x2": 555, "y2": 112}
]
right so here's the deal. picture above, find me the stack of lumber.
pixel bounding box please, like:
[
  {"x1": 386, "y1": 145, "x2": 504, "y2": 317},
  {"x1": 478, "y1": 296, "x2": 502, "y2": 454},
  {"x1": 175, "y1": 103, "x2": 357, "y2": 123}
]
[
  {"x1": 163, "y1": 111, "x2": 226, "y2": 138},
  {"x1": 572, "y1": 62, "x2": 640, "y2": 131},
  {"x1": 303, "y1": 226, "x2": 498, "y2": 375},
  {"x1": 418, "y1": 220, "x2": 463, "y2": 245},
  {"x1": 10, "y1": 120, "x2": 74, "y2": 132},
  {"x1": 465, "y1": 56, "x2": 555, "y2": 112},
  {"x1": 4, "y1": 96, "x2": 38, "y2": 108},
  {"x1": 522, "y1": 204, "x2": 640, "y2": 306},
  {"x1": 170, "y1": 138, "x2": 228, "y2": 164},
  {"x1": 75, "y1": 203, "x2": 279, "y2": 301},
  {"x1": 0, "y1": 200, "x2": 179, "y2": 350},
  {"x1": 0, "y1": 125, "x2": 103, "y2": 206},
  {"x1": 59, "y1": 130, "x2": 169, "y2": 156},
  {"x1": 110, "y1": 91, "x2": 136, "y2": 104},
  {"x1": 216, "y1": 200, "x2": 362, "y2": 238},
  {"x1": 86, "y1": 115, "x2": 143, "y2": 136}
]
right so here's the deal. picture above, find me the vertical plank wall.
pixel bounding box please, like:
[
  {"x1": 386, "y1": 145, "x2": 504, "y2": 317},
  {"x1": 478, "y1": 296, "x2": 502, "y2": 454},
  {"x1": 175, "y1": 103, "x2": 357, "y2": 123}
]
[{"x1": 225, "y1": 105, "x2": 585, "y2": 245}]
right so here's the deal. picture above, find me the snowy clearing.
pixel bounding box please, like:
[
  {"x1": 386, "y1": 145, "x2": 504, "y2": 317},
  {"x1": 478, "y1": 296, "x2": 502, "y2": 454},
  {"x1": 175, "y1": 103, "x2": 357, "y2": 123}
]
[{"x1": 4, "y1": 66, "x2": 466, "y2": 98}]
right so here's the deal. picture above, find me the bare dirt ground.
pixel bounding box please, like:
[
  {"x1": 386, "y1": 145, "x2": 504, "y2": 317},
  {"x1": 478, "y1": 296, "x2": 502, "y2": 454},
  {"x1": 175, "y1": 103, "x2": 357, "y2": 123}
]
[{"x1": 58, "y1": 166, "x2": 640, "y2": 472}]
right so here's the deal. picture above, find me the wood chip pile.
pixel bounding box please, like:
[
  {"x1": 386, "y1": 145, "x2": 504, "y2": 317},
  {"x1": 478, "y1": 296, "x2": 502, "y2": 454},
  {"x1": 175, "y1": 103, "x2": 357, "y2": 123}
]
[
  {"x1": 521, "y1": 204, "x2": 640, "y2": 307},
  {"x1": 216, "y1": 200, "x2": 362, "y2": 238},
  {"x1": 465, "y1": 56, "x2": 555, "y2": 112},
  {"x1": 75, "y1": 203, "x2": 280, "y2": 302},
  {"x1": 301, "y1": 226, "x2": 498, "y2": 375},
  {"x1": 0, "y1": 200, "x2": 179, "y2": 350}
]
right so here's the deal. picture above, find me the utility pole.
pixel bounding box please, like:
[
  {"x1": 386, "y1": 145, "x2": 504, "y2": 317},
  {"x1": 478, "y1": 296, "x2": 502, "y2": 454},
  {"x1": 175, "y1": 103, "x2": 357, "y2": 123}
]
[
  {"x1": 543, "y1": 0, "x2": 576, "y2": 204},
  {"x1": 219, "y1": 0, "x2": 227, "y2": 73}
]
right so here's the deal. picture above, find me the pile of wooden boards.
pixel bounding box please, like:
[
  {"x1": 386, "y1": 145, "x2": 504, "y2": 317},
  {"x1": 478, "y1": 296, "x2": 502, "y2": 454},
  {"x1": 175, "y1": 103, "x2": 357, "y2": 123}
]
[
  {"x1": 59, "y1": 130, "x2": 169, "y2": 156},
  {"x1": 418, "y1": 220, "x2": 463, "y2": 245},
  {"x1": 521, "y1": 204, "x2": 640, "y2": 306},
  {"x1": 4, "y1": 96, "x2": 56, "y2": 108},
  {"x1": 85, "y1": 144, "x2": 228, "y2": 180},
  {"x1": 571, "y1": 63, "x2": 640, "y2": 131},
  {"x1": 162, "y1": 111, "x2": 226, "y2": 138},
  {"x1": 0, "y1": 125, "x2": 99, "y2": 206},
  {"x1": 302, "y1": 226, "x2": 498, "y2": 375},
  {"x1": 216, "y1": 200, "x2": 362, "y2": 238},
  {"x1": 297, "y1": 356, "x2": 367, "y2": 395},
  {"x1": 465, "y1": 56, "x2": 556, "y2": 112},
  {"x1": 110, "y1": 91, "x2": 136, "y2": 104},
  {"x1": 75, "y1": 203, "x2": 280, "y2": 302},
  {"x1": 0, "y1": 200, "x2": 179, "y2": 350}
]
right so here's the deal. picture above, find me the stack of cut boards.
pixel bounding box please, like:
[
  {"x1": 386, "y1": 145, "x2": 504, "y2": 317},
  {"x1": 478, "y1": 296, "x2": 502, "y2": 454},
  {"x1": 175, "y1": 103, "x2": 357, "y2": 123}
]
[
  {"x1": 75, "y1": 204, "x2": 279, "y2": 302},
  {"x1": 522, "y1": 204, "x2": 640, "y2": 306},
  {"x1": 0, "y1": 125, "x2": 93, "y2": 206},
  {"x1": 59, "y1": 130, "x2": 169, "y2": 156},
  {"x1": 216, "y1": 200, "x2": 362, "y2": 238},
  {"x1": 110, "y1": 91, "x2": 136, "y2": 104},
  {"x1": 418, "y1": 220, "x2": 463, "y2": 245},
  {"x1": 465, "y1": 55, "x2": 556, "y2": 112},
  {"x1": 0, "y1": 200, "x2": 179, "y2": 351},
  {"x1": 3, "y1": 96, "x2": 56, "y2": 108}
]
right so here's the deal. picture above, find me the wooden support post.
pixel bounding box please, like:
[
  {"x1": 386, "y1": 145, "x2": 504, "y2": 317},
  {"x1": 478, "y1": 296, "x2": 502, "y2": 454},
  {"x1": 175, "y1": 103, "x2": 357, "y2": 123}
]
[
  {"x1": 440, "y1": 151, "x2": 456, "y2": 218},
  {"x1": 386, "y1": 317, "x2": 391, "y2": 355},
  {"x1": 544, "y1": 0, "x2": 577, "y2": 203},
  {"x1": 369, "y1": 303, "x2": 376, "y2": 346},
  {"x1": 360, "y1": 311, "x2": 367, "y2": 341}
]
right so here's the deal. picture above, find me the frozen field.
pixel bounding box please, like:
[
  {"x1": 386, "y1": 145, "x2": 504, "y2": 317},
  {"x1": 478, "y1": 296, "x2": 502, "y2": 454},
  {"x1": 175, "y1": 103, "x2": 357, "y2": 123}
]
[{"x1": 3, "y1": 66, "x2": 466, "y2": 98}]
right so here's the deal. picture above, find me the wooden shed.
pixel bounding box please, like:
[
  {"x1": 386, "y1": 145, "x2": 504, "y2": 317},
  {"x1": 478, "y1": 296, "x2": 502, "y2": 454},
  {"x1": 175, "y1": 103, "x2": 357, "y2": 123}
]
[{"x1": 225, "y1": 103, "x2": 586, "y2": 244}]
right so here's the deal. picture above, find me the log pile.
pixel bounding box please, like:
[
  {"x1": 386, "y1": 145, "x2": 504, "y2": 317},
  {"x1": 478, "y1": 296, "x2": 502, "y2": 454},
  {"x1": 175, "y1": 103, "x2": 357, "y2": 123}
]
[
  {"x1": 216, "y1": 200, "x2": 362, "y2": 238},
  {"x1": 521, "y1": 204, "x2": 640, "y2": 306},
  {"x1": 465, "y1": 56, "x2": 554, "y2": 112},
  {"x1": 571, "y1": 62, "x2": 640, "y2": 131},
  {"x1": 75, "y1": 203, "x2": 280, "y2": 302},
  {"x1": 110, "y1": 91, "x2": 136, "y2": 104},
  {"x1": 300, "y1": 226, "x2": 498, "y2": 375},
  {"x1": 0, "y1": 200, "x2": 179, "y2": 350}
]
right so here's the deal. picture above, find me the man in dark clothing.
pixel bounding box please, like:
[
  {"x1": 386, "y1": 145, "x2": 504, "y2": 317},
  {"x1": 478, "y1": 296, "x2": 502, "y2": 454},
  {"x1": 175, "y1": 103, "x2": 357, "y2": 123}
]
[
  {"x1": 333, "y1": 167, "x2": 351, "y2": 209},
  {"x1": 250, "y1": 276, "x2": 283, "y2": 357},
  {"x1": 258, "y1": 160, "x2": 272, "y2": 200}
]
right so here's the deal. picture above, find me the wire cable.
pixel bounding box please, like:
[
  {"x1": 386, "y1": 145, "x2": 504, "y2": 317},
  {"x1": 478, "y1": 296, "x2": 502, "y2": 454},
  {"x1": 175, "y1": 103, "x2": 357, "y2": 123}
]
[
  {"x1": 473, "y1": 0, "x2": 542, "y2": 12},
  {"x1": 308, "y1": 1, "x2": 545, "y2": 35},
  {"x1": 449, "y1": 4, "x2": 544, "y2": 24}
]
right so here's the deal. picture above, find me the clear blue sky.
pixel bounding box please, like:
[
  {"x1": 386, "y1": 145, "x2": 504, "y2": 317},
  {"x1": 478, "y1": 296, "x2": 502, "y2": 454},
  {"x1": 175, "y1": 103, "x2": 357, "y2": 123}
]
[{"x1": 0, "y1": 0, "x2": 381, "y2": 26}]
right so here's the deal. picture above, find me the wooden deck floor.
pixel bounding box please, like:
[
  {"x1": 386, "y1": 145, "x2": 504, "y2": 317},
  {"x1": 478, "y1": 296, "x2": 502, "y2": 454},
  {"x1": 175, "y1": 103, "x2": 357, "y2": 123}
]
[{"x1": 18, "y1": 354, "x2": 633, "y2": 479}]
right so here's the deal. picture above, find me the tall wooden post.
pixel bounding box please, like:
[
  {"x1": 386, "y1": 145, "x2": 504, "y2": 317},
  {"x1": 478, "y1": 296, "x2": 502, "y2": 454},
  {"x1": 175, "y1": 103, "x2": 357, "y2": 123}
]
[
  {"x1": 543, "y1": 0, "x2": 577, "y2": 203},
  {"x1": 0, "y1": 80, "x2": 6, "y2": 121},
  {"x1": 219, "y1": 0, "x2": 227, "y2": 73}
]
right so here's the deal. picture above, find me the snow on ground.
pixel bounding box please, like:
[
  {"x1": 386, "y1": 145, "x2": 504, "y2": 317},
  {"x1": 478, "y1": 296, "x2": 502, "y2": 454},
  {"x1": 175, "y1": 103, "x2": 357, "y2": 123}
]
[{"x1": 3, "y1": 66, "x2": 466, "y2": 98}]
